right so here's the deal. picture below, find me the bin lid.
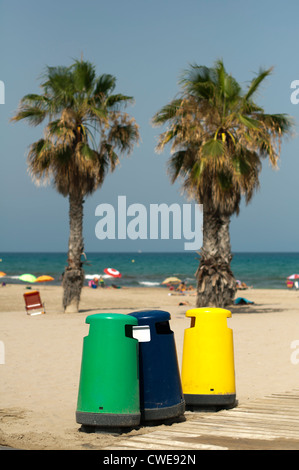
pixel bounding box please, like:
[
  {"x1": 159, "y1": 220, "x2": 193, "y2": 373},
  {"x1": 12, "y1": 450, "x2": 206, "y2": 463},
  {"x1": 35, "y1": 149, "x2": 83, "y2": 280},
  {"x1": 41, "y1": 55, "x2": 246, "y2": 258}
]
[
  {"x1": 186, "y1": 308, "x2": 231, "y2": 319},
  {"x1": 129, "y1": 309, "x2": 170, "y2": 326},
  {"x1": 86, "y1": 313, "x2": 138, "y2": 326}
]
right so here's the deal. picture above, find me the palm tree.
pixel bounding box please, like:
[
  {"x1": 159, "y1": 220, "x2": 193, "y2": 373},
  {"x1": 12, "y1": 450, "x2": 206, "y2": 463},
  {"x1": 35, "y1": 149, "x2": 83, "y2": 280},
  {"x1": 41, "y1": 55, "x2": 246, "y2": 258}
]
[
  {"x1": 153, "y1": 60, "x2": 292, "y2": 308},
  {"x1": 12, "y1": 59, "x2": 139, "y2": 312}
]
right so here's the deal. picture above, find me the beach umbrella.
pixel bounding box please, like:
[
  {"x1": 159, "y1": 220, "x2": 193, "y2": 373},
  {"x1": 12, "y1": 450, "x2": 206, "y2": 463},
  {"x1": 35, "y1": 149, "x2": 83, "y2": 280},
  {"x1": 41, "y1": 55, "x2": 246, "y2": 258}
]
[
  {"x1": 162, "y1": 277, "x2": 182, "y2": 285},
  {"x1": 0, "y1": 271, "x2": 6, "y2": 277},
  {"x1": 35, "y1": 275, "x2": 54, "y2": 283},
  {"x1": 103, "y1": 268, "x2": 122, "y2": 278},
  {"x1": 287, "y1": 274, "x2": 299, "y2": 279},
  {"x1": 19, "y1": 274, "x2": 37, "y2": 283}
]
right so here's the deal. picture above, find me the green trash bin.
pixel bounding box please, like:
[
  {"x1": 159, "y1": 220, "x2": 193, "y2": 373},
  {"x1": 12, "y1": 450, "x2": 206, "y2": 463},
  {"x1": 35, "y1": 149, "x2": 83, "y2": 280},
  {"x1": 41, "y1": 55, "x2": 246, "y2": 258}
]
[{"x1": 76, "y1": 313, "x2": 140, "y2": 427}]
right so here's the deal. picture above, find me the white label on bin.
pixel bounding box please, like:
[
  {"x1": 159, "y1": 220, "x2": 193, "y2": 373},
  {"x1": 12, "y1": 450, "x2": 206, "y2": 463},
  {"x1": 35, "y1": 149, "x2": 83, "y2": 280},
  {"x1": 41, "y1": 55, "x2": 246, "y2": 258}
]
[{"x1": 132, "y1": 325, "x2": 151, "y2": 342}]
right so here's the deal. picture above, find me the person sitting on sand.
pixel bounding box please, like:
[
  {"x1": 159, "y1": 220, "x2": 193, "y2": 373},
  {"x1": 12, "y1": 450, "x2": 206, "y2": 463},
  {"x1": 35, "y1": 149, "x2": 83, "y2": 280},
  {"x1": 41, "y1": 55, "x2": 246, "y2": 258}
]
[
  {"x1": 176, "y1": 281, "x2": 186, "y2": 292},
  {"x1": 89, "y1": 279, "x2": 98, "y2": 288}
]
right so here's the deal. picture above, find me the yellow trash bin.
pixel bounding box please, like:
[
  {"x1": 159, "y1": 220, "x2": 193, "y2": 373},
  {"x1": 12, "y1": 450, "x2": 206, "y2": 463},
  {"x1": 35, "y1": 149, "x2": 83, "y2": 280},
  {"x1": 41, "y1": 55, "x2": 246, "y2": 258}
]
[{"x1": 181, "y1": 308, "x2": 236, "y2": 408}]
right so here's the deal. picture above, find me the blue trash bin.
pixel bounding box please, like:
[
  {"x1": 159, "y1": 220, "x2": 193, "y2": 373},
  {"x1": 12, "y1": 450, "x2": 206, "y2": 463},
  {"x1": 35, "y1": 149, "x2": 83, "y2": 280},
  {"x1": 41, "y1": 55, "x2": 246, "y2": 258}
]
[{"x1": 129, "y1": 309, "x2": 185, "y2": 422}]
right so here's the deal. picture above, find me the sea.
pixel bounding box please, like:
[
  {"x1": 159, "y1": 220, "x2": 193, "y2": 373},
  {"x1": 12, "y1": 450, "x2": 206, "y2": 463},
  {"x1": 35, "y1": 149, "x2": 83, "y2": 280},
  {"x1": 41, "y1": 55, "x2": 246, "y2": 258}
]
[{"x1": 0, "y1": 252, "x2": 299, "y2": 289}]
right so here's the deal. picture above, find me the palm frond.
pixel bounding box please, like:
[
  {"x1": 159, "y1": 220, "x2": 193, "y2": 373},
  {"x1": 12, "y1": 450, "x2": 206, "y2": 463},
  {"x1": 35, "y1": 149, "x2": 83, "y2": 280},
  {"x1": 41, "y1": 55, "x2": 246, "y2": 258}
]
[
  {"x1": 201, "y1": 139, "x2": 225, "y2": 158},
  {"x1": 42, "y1": 65, "x2": 74, "y2": 101},
  {"x1": 99, "y1": 141, "x2": 120, "y2": 171},
  {"x1": 106, "y1": 93, "x2": 134, "y2": 109},
  {"x1": 256, "y1": 112, "x2": 293, "y2": 135},
  {"x1": 11, "y1": 106, "x2": 47, "y2": 126},
  {"x1": 167, "y1": 150, "x2": 189, "y2": 183},
  {"x1": 107, "y1": 116, "x2": 140, "y2": 154},
  {"x1": 244, "y1": 67, "x2": 272, "y2": 101},
  {"x1": 70, "y1": 60, "x2": 96, "y2": 93},
  {"x1": 152, "y1": 99, "x2": 182, "y2": 126},
  {"x1": 237, "y1": 114, "x2": 261, "y2": 130},
  {"x1": 27, "y1": 138, "x2": 53, "y2": 183},
  {"x1": 87, "y1": 105, "x2": 108, "y2": 122},
  {"x1": 94, "y1": 74, "x2": 116, "y2": 97}
]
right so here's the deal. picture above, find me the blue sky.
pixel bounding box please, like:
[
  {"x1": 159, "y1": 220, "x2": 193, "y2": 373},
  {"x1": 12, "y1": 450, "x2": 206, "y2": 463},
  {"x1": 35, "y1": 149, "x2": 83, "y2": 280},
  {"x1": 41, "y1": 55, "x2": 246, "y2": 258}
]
[{"x1": 1, "y1": 0, "x2": 299, "y2": 252}]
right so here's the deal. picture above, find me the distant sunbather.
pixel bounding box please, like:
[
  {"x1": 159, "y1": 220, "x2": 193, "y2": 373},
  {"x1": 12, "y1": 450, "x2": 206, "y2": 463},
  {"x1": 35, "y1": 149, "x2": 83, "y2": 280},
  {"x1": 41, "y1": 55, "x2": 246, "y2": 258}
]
[{"x1": 236, "y1": 280, "x2": 251, "y2": 290}]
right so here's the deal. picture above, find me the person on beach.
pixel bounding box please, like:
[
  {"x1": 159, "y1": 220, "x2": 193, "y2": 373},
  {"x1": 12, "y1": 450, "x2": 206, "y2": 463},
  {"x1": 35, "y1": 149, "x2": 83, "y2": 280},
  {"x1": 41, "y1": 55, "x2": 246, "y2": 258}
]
[
  {"x1": 176, "y1": 281, "x2": 186, "y2": 292},
  {"x1": 236, "y1": 280, "x2": 251, "y2": 290}
]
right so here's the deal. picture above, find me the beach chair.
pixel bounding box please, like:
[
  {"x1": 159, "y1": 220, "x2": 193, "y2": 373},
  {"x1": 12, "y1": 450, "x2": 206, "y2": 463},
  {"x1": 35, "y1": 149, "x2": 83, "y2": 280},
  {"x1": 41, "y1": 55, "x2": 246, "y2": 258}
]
[
  {"x1": 286, "y1": 281, "x2": 294, "y2": 289},
  {"x1": 23, "y1": 290, "x2": 45, "y2": 315}
]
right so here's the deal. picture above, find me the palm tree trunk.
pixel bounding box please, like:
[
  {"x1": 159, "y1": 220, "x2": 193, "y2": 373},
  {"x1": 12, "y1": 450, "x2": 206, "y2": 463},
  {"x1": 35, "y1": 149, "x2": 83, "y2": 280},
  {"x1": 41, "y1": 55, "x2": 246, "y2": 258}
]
[
  {"x1": 62, "y1": 192, "x2": 85, "y2": 313},
  {"x1": 196, "y1": 206, "x2": 236, "y2": 308}
]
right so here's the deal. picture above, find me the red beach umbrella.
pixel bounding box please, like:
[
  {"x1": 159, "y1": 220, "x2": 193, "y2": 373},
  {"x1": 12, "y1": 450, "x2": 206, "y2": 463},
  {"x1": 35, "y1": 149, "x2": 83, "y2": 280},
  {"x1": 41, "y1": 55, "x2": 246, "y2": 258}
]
[
  {"x1": 103, "y1": 268, "x2": 122, "y2": 278},
  {"x1": 287, "y1": 274, "x2": 299, "y2": 280}
]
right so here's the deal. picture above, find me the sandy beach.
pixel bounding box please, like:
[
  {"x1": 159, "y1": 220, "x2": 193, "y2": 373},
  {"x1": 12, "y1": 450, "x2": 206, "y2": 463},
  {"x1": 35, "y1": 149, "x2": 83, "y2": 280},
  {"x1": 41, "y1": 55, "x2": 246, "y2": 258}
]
[{"x1": 1, "y1": 284, "x2": 299, "y2": 450}]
